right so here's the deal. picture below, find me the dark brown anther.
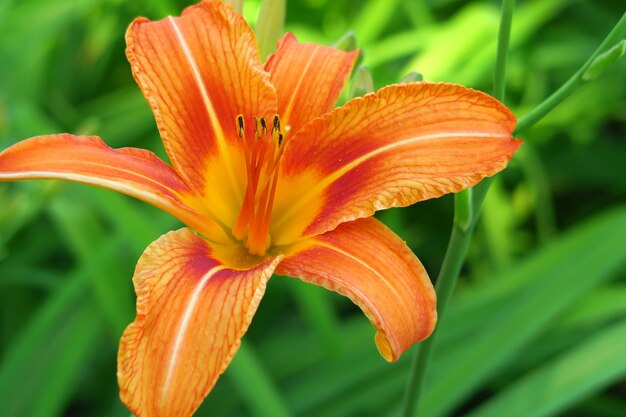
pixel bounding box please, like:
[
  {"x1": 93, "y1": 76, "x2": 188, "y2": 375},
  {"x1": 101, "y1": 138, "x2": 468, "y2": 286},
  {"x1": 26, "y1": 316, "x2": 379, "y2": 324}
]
[
  {"x1": 272, "y1": 115, "x2": 281, "y2": 135},
  {"x1": 252, "y1": 116, "x2": 261, "y2": 139},
  {"x1": 236, "y1": 114, "x2": 245, "y2": 138},
  {"x1": 278, "y1": 133, "x2": 284, "y2": 146},
  {"x1": 259, "y1": 117, "x2": 268, "y2": 135}
]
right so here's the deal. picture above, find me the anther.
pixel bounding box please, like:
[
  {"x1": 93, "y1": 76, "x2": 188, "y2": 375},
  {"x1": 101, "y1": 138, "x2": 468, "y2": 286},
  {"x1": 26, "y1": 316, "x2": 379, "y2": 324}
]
[
  {"x1": 232, "y1": 114, "x2": 286, "y2": 256},
  {"x1": 272, "y1": 115, "x2": 281, "y2": 135},
  {"x1": 252, "y1": 116, "x2": 261, "y2": 139},
  {"x1": 236, "y1": 114, "x2": 245, "y2": 138}
]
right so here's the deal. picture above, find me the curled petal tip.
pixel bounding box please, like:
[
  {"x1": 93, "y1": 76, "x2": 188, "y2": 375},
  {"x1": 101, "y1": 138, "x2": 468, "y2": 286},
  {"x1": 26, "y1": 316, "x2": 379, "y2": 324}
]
[
  {"x1": 278, "y1": 218, "x2": 437, "y2": 363},
  {"x1": 375, "y1": 332, "x2": 394, "y2": 362}
]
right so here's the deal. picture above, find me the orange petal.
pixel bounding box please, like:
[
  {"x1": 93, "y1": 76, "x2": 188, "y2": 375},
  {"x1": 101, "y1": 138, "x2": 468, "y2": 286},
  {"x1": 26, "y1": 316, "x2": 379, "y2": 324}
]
[
  {"x1": 126, "y1": 0, "x2": 277, "y2": 222},
  {"x1": 277, "y1": 217, "x2": 436, "y2": 362},
  {"x1": 0, "y1": 134, "x2": 229, "y2": 242},
  {"x1": 265, "y1": 32, "x2": 358, "y2": 135},
  {"x1": 271, "y1": 82, "x2": 521, "y2": 244},
  {"x1": 118, "y1": 228, "x2": 281, "y2": 417}
]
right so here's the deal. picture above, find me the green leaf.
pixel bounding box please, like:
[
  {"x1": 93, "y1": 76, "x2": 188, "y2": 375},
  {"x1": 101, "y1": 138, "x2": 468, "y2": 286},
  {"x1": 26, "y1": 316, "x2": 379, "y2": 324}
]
[
  {"x1": 227, "y1": 342, "x2": 292, "y2": 417},
  {"x1": 364, "y1": 28, "x2": 427, "y2": 67},
  {"x1": 265, "y1": 208, "x2": 626, "y2": 417},
  {"x1": 0, "y1": 182, "x2": 59, "y2": 249},
  {"x1": 402, "y1": 3, "x2": 498, "y2": 81},
  {"x1": 557, "y1": 285, "x2": 626, "y2": 329},
  {"x1": 0, "y1": 242, "x2": 118, "y2": 417},
  {"x1": 49, "y1": 196, "x2": 134, "y2": 336},
  {"x1": 493, "y1": 285, "x2": 626, "y2": 377},
  {"x1": 420, "y1": 207, "x2": 626, "y2": 417},
  {"x1": 352, "y1": 0, "x2": 400, "y2": 44},
  {"x1": 287, "y1": 278, "x2": 344, "y2": 357},
  {"x1": 29, "y1": 307, "x2": 102, "y2": 417},
  {"x1": 466, "y1": 319, "x2": 626, "y2": 417}
]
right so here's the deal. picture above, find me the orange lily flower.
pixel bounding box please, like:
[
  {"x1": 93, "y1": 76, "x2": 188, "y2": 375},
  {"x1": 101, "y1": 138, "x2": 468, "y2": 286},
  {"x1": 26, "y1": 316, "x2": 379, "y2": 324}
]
[{"x1": 0, "y1": 1, "x2": 521, "y2": 416}]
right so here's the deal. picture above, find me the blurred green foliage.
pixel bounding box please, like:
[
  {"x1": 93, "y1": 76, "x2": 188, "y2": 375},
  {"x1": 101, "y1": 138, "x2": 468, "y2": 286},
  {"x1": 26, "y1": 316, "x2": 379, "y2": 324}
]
[{"x1": 0, "y1": 0, "x2": 625, "y2": 416}]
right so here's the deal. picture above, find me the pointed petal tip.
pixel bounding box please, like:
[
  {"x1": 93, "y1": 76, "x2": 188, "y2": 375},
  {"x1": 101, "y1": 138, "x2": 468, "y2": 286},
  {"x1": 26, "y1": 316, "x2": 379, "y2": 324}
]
[
  {"x1": 265, "y1": 31, "x2": 359, "y2": 134},
  {"x1": 125, "y1": 0, "x2": 277, "y2": 228},
  {"x1": 274, "y1": 82, "x2": 522, "y2": 243},
  {"x1": 0, "y1": 134, "x2": 231, "y2": 241}
]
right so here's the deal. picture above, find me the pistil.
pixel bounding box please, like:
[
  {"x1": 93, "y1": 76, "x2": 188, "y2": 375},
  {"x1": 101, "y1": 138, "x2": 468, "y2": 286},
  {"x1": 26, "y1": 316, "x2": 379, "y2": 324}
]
[{"x1": 232, "y1": 114, "x2": 284, "y2": 256}]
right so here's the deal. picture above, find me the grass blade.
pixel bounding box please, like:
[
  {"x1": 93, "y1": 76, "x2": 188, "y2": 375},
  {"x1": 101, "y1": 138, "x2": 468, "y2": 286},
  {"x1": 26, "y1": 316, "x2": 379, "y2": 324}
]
[{"x1": 466, "y1": 319, "x2": 626, "y2": 417}]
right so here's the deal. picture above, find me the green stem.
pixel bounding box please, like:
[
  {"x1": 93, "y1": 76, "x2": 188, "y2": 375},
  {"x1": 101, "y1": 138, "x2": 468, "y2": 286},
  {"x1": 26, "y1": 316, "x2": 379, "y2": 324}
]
[
  {"x1": 401, "y1": 221, "x2": 475, "y2": 416},
  {"x1": 401, "y1": 1, "x2": 515, "y2": 416},
  {"x1": 516, "y1": 11, "x2": 626, "y2": 134},
  {"x1": 401, "y1": 8, "x2": 626, "y2": 417},
  {"x1": 493, "y1": 0, "x2": 516, "y2": 101}
]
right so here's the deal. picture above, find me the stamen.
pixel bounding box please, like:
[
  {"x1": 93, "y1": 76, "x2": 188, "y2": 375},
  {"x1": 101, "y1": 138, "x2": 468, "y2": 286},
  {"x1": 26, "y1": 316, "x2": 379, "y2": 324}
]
[
  {"x1": 252, "y1": 116, "x2": 261, "y2": 138},
  {"x1": 232, "y1": 114, "x2": 285, "y2": 256},
  {"x1": 236, "y1": 114, "x2": 245, "y2": 138},
  {"x1": 259, "y1": 117, "x2": 267, "y2": 135},
  {"x1": 232, "y1": 115, "x2": 252, "y2": 239},
  {"x1": 272, "y1": 115, "x2": 280, "y2": 135}
]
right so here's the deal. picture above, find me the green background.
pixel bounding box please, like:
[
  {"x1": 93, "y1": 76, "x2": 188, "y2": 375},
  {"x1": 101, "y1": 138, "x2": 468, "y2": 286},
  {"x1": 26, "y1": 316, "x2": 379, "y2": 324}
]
[{"x1": 0, "y1": 0, "x2": 625, "y2": 416}]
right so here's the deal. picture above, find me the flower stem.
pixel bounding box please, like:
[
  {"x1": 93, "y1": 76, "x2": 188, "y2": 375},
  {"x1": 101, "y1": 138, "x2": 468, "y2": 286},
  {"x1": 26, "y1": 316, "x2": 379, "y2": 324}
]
[
  {"x1": 515, "y1": 11, "x2": 626, "y2": 134},
  {"x1": 401, "y1": 7, "x2": 626, "y2": 417},
  {"x1": 401, "y1": 218, "x2": 474, "y2": 416},
  {"x1": 401, "y1": 1, "x2": 515, "y2": 415},
  {"x1": 493, "y1": 0, "x2": 515, "y2": 102}
]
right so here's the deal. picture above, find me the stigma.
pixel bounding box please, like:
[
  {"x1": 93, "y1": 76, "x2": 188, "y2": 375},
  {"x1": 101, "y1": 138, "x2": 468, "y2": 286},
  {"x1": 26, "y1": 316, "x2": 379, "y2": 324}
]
[{"x1": 232, "y1": 114, "x2": 285, "y2": 256}]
